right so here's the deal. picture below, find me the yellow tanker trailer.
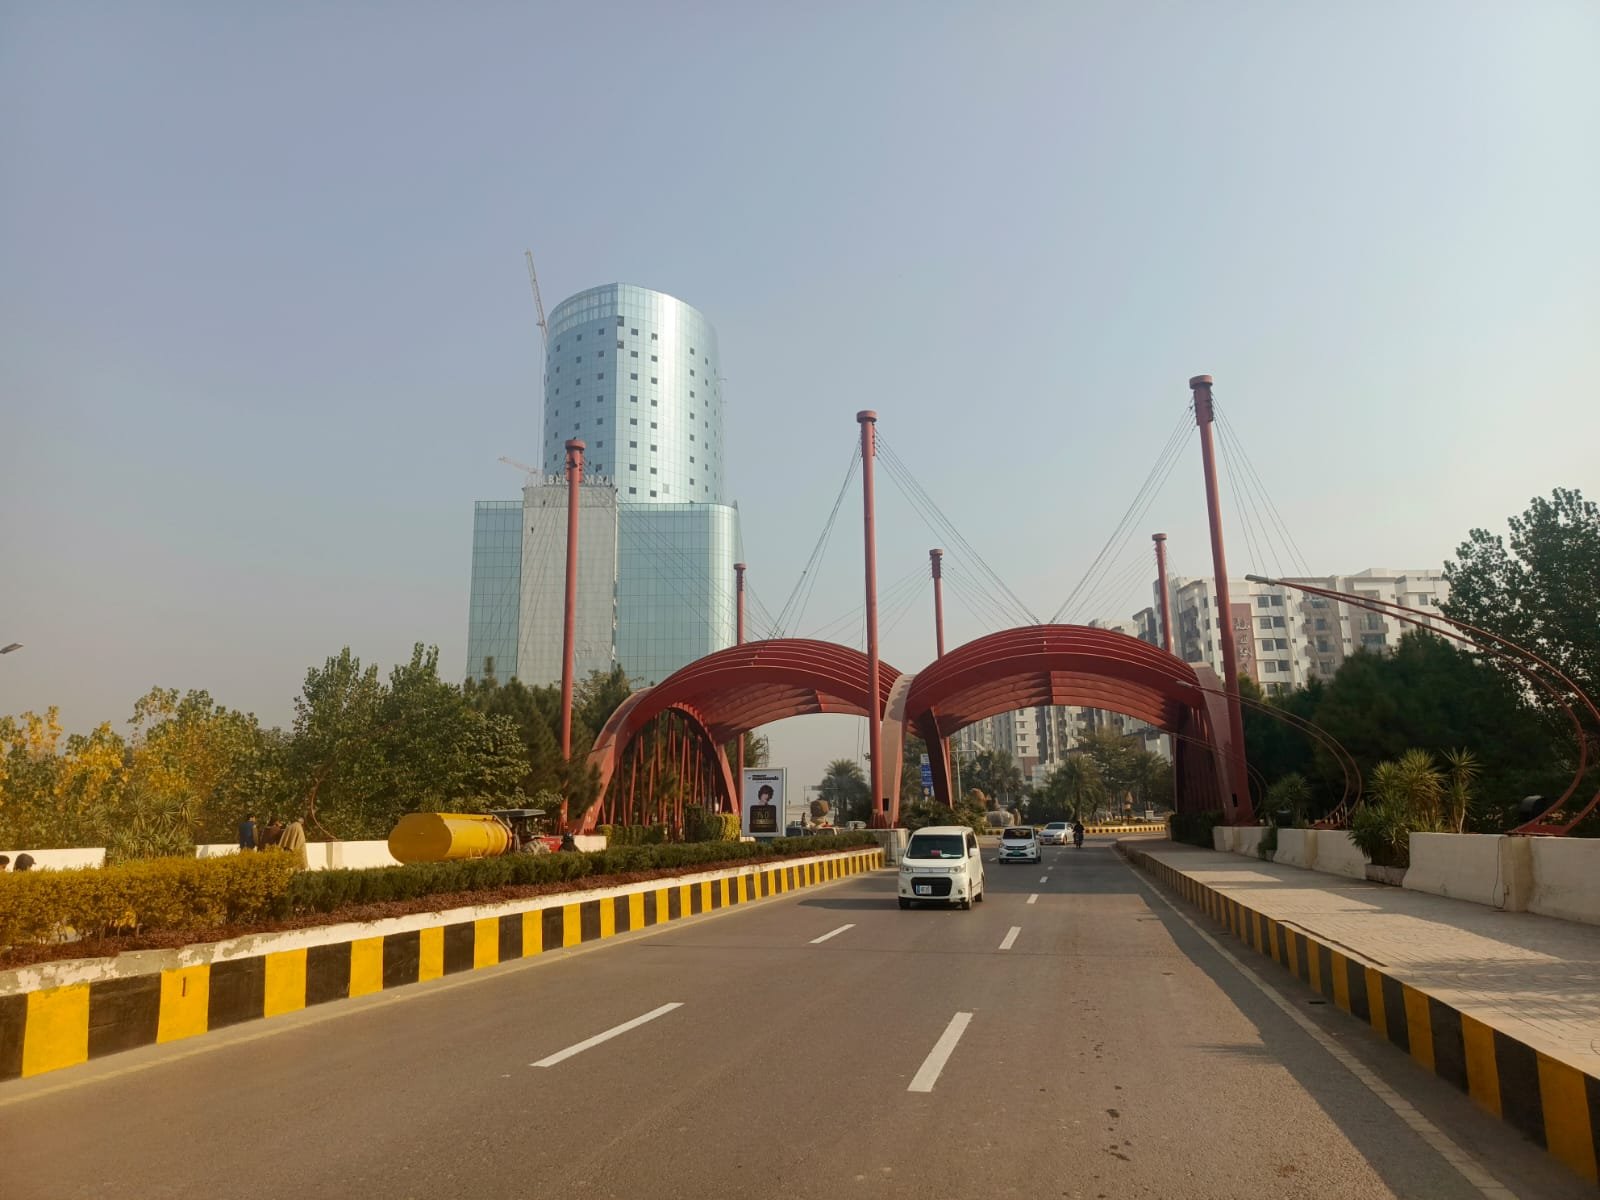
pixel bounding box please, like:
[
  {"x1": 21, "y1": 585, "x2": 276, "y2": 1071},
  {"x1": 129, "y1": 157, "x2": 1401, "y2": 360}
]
[{"x1": 387, "y1": 809, "x2": 561, "y2": 864}]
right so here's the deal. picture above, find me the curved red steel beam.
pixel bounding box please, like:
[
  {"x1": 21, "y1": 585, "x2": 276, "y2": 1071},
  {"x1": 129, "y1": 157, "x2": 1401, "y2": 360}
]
[
  {"x1": 903, "y1": 625, "x2": 1242, "y2": 821},
  {"x1": 578, "y1": 639, "x2": 901, "y2": 833}
]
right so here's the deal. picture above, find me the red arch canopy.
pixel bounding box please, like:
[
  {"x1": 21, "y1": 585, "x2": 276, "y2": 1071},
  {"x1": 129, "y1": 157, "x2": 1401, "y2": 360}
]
[{"x1": 577, "y1": 640, "x2": 901, "y2": 832}]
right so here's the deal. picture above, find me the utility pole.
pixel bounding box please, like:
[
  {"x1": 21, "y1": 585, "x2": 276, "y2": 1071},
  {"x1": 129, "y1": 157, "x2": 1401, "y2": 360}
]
[
  {"x1": 734, "y1": 562, "x2": 747, "y2": 805},
  {"x1": 929, "y1": 548, "x2": 946, "y2": 658},
  {"x1": 1153, "y1": 533, "x2": 1174, "y2": 654},
  {"x1": 858, "y1": 411, "x2": 884, "y2": 826},
  {"x1": 558, "y1": 438, "x2": 585, "y2": 830},
  {"x1": 1189, "y1": 377, "x2": 1252, "y2": 823}
]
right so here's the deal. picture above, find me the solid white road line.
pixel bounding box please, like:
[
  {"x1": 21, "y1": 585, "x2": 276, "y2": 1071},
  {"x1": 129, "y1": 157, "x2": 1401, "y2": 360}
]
[
  {"x1": 1039, "y1": 875, "x2": 1048, "y2": 884},
  {"x1": 908, "y1": 1012, "x2": 973, "y2": 1093},
  {"x1": 998, "y1": 926, "x2": 1021, "y2": 951},
  {"x1": 1026, "y1": 894, "x2": 1039, "y2": 905},
  {"x1": 809, "y1": 923, "x2": 856, "y2": 944},
  {"x1": 531, "y1": 1003, "x2": 683, "y2": 1068},
  {"x1": 1128, "y1": 869, "x2": 1515, "y2": 1200}
]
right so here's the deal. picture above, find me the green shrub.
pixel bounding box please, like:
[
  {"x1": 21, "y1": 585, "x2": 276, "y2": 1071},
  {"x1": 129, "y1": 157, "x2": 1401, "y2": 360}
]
[
  {"x1": 285, "y1": 832, "x2": 880, "y2": 914},
  {"x1": 682, "y1": 807, "x2": 741, "y2": 843},
  {"x1": 1258, "y1": 824, "x2": 1279, "y2": 861},
  {"x1": 1169, "y1": 810, "x2": 1224, "y2": 848},
  {"x1": 0, "y1": 850, "x2": 298, "y2": 946}
]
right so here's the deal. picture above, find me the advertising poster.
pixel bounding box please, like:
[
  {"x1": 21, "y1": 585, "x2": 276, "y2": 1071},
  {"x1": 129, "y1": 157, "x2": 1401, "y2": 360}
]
[
  {"x1": 1230, "y1": 603, "x2": 1258, "y2": 682},
  {"x1": 742, "y1": 769, "x2": 786, "y2": 839}
]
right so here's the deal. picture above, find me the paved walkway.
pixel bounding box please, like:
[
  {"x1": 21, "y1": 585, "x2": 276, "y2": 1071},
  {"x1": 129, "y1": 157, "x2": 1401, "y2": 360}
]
[{"x1": 1129, "y1": 841, "x2": 1600, "y2": 1078}]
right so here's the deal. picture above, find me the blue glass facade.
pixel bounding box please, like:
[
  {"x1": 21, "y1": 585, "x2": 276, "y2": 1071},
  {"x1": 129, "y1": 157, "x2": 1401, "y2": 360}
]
[
  {"x1": 542, "y1": 284, "x2": 725, "y2": 505},
  {"x1": 465, "y1": 501, "x2": 523, "y2": 683},
  {"x1": 466, "y1": 284, "x2": 739, "y2": 687}
]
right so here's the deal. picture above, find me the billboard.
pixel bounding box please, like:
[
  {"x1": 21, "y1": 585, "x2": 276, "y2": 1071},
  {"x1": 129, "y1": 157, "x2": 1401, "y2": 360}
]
[{"x1": 742, "y1": 769, "x2": 786, "y2": 839}]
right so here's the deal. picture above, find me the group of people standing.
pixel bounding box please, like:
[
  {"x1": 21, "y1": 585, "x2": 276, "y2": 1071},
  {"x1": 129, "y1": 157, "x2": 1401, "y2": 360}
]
[{"x1": 237, "y1": 813, "x2": 308, "y2": 870}]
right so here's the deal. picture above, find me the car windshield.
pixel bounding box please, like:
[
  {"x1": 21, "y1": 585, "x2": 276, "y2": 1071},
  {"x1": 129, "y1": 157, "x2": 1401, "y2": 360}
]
[
  {"x1": 1002, "y1": 828, "x2": 1035, "y2": 840},
  {"x1": 906, "y1": 834, "x2": 966, "y2": 859}
]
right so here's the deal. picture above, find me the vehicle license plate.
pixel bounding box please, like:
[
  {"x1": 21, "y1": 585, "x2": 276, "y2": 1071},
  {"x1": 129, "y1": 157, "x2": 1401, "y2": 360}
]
[{"x1": 915, "y1": 884, "x2": 932, "y2": 895}]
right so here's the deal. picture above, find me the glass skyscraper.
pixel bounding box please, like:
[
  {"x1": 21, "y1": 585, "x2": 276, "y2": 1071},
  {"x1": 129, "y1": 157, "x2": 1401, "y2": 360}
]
[{"x1": 466, "y1": 284, "x2": 740, "y2": 687}]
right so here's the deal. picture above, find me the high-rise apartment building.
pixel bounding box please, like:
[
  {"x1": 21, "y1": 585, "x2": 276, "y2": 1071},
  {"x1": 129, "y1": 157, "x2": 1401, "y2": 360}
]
[
  {"x1": 466, "y1": 284, "x2": 740, "y2": 688},
  {"x1": 1162, "y1": 568, "x2": 1450, "y2": 695}
]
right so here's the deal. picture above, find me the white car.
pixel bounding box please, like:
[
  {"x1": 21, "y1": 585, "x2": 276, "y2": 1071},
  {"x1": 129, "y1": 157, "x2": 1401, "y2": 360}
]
[
  {"x1": 998, "y1": 825, "x2": 1042, "y2": 864},
  {"x1": 898, "y1": 826, "x2": 985, "y2": 910},
  {"x1": 1039, "y1": 821, "x2": 1071, "y2": 846}
]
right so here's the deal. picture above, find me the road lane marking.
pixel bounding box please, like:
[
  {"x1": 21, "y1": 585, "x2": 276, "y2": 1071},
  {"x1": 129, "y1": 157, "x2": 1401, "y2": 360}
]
[
  {"x1": 1128, "y1": 869, "x2": 1514, "y2": 1200},
  {"x1": 999, "y1": 926, "x2": 1021, "y2": 950},
  {"x1": 1039, "y1": 875, "x2": 1048, "y2": 883},
  {"x1": 1026, "y1": 894, "x2": 1038, "y2": 905},
  {"x1": 531, "y1": 1002, "x2": 683, "y2": 1068},
  {"x1": 809, "y1": 923, "x2": 856, "y2": 944},
  {"x1": 908, "y1": 1012, "x2": 973, "y2": 1093}
]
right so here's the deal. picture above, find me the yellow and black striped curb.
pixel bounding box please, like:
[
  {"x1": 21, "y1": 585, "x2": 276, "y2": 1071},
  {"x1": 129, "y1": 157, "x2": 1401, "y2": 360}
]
[
  {"x1": 1124, "y1": 845, "x2": 1600, "y2": 1187},
  {"x1": 1085, "y1": 825, "x2": 1166, "y2": 835},
  {"x1": 0, "y1": 848, "x2": 884, "y2": 1083}
]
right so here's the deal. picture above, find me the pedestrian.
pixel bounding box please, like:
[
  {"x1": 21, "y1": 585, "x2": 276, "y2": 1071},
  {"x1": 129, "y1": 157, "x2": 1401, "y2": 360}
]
[
  {"x1": 13, "y1": 853, "x2": 35, "y2": 872},
  {"x1": 260, "y1": 816, "x2": 284, "y2": 850},
  {"x1": 278, "y1": 817, "x2": 308, "y2": 871},
  {"x1": 237, "y1": 813, "x2": 258, "y2": 852}
]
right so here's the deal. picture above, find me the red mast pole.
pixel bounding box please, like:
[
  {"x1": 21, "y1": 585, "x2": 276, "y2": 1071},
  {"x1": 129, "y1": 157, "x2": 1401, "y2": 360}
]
[
  {"x1": 1190, "y1": 377, "x2": 1252, "y2": 824},
  {"x1": 858, "y1": 411, "x2": 884, "y2": 826},
  {"x1": 734, "y1": 561, "x2": 747, "y2": 808},
  {"x1": 558, "y1": 437, "x2": 585, "y2": 831},
  {"x1": 929, "y1": 548, "x2": 946, "y2": 658},
  {"x1": 1153, "y1": 533, "x2": 1174, "y2": 654}
]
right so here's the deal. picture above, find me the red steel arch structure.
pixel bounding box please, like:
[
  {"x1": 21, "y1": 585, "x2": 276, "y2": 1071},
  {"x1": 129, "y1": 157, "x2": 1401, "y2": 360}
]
[
  {"x1": 576, "y1": 640, "x2": 902, "y2": 834},
  {"x1": 577, "y1": 626, "x2": 1246, "y2": 833},
  {"x1": 904, "y1": 626, "x2": 1246, "y2": 822}
]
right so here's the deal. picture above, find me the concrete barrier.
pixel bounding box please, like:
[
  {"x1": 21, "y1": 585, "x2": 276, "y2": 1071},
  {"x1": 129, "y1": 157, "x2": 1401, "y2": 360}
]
[
  {"x1": 0, "y1": 848, "x2": 106, "y2": 871},
  {"x1": 1273, "y1": 828, "x2": 1316, "y2": 870},
  {"x1": 1308, "y1": 830, "x2": 1369, "y2": 879},
  {"x1": 1232, "y1": 826, "x2": 1267, "y2": 859},
  {"x1": 1211, "y1": 826, "x2": 1235, "y2": 853},
  {"x1": 1405, "y1": 834, "x2": 1532, "y2": 911},
  {"x1": 1528, "y1": 838, "x2": 1600, "y2": 926},
  {"x1": 0, "y1": 845, "x2": 885, "y2": 1082}
]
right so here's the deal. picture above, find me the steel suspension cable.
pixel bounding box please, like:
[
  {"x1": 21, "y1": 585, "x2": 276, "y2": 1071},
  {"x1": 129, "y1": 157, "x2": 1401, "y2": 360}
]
[
  {"x1": 772, "y1": 446, "x2": 861, "y2": 635},
  {"x1": 1217, "y1": 408, "x2": 1313, "y2": 577}
]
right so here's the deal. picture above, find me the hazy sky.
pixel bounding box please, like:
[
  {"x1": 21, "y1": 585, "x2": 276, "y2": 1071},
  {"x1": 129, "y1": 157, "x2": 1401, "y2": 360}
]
[{"x1": 4, "y1": 2, "x2": 1597, "y2": 793}]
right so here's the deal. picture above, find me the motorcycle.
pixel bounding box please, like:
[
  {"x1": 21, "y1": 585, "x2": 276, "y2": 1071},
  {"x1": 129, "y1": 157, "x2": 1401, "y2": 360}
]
[{"x1": 1072, "y1": 825, "x2": 1084, "y2": 849}]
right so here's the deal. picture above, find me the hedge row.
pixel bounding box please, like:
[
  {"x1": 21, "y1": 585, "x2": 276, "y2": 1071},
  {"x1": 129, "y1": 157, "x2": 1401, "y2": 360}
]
[
  {"x1": 0, "y1": 851, "x2": 298, "y2": 947},
  {"x1": 285, "y1": 832, "x2": 880, "y2": 912},
  {"x1": 0, "y1": 833, "x2": 881, "y2": 948},
  {"x1": 1168, "y1": 810, "x2": 1224, "y2": 848}
]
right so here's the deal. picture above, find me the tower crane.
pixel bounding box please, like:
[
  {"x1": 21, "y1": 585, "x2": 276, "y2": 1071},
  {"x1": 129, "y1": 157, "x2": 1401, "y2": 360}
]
[
  {"x1": 499, "y1": 455, "x2": 540, "y2": 478},
  {"x1": 524, "y1": 249, "x2": 548, "y2": 347}
]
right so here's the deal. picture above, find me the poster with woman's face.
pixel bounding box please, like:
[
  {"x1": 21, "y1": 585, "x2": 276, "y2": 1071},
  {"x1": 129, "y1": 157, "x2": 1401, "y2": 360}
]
[{"x1": 742, "y1": 769, "x2": 786, "y2": 838}]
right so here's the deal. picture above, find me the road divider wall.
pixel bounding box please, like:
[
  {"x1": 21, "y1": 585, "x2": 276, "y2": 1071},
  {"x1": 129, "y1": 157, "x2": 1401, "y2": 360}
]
[
  {"x1": 0, "y1": 846, "x2": 884, "y2": 1084},
  {"x1": 1122, "y1": 842, "x2": 1600, "y2": 1187}
]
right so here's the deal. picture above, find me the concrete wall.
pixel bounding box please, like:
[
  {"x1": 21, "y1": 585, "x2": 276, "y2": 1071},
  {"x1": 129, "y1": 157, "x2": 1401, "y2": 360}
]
[
  {"x1": 1528, "y1": 838, "x2": 1600, "y2": 926},
  {"x1": 0, "y1": 848, "x2": 106, "y2": 871},
  {"x1": 1232, "y1": 826, "x2": 1267, "y2": 859},
  {"x1": 1307, "y1": 830, "x2": 1369, "y2": 879},
  {"x1": 1211, "y1": 826, "x2": 1235, "y2": 853},
  {"x1": 1273, "y1": 828, "x2": 1315, "y2": 870},
  {"x1": 197, "y1": 841, "x2": 402, "y2": 871},
  {"x1": 1405, "y1": 834, "x2": 1532, "y2": 911}
]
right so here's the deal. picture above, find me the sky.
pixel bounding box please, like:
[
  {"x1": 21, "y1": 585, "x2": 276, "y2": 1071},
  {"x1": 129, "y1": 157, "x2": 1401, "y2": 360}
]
[{"x1": 3, "y1": 1, "x2": 1597, "y2": 794}]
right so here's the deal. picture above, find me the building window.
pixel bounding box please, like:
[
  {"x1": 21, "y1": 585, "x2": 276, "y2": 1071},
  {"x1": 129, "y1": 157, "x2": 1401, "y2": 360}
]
[
  {"x1": 629, "y1": 487, "x2": 637, "y2": 494},
  {"x1": 597, "y1": 417, "x2": 604, "y2": 424},
  {"x1": 689, "y1": 456, "x2": 695, "y2": 463},
  {"x1": 629, "y1": 464, "x2": 636, "y2": 471},
  {"x1": 651, "y1": 398, "x2": 658, "y2": 406},
  {"x1": 616, "y1": 340, "x2": 624, "y2": 349},
  {"x1": 689, "y1": 391, "x2": 695, "y2": 399},
  {"x1": 689, "y1": 369, "x2": 695, "y2": 377},
  {"x1": 649, "y1": 490, "x2": 657, "y2": 497},
  {"x1": 630, "y1": 328, "x2": 638, "y2": 335},
  {"x1": 650, "y1": 443, "x2": 657, "y2": 450},
  {"x1": 1257, "y1": 596, "x2": 1270, "y2": 609},
  {"x1": 650, "y1": 355, "x2": 658, "y2": 363},
  {"x1": 1258, "y1": 617, "x2": 1271, "y2": 629},
  {"x1": 629, "y1": 441, "x2": 637, "y2": 448},
  {"x1": 1272, "y1": 616, "x2": 1286, "y2": 628},
  {"x1": 650, "y1": 333, "x2": 658, "y2": 340},
  {"x1": 689, "y1": 434, "x2": 695, "y2": 442},
  {"x1": 617, "y1": 316, "x2": 624, "y2": 326},
  {"x1": 630, "y1": 373, "x2": 638, "y2": 381},
  {"x1": 629, "y1": 418, "x2": 638, "y2": 425},
  {"x1": 630, "y1": 350, "x2": 638, "y2": 357},
  {"x1": 630, "y1": 395, "x2": 637, "y2": 402},
  {"x1": 689, "y1": 477, "x2": 695, "y2": 485},
  {"x1": 650, "y1": 377, "x2": 657, "y2": 384},
  {"x1": 650, "y1": 467, "x2": 657, "y2": 474}
]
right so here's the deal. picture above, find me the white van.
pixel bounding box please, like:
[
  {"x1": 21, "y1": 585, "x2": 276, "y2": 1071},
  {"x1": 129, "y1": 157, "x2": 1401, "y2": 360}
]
[{"x1": 898, "y1": 825, "x2": 986, "y2": 910}]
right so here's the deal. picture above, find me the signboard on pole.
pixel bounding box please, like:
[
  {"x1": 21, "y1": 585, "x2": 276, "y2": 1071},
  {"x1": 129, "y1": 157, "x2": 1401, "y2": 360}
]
[
  {"x1": 742, "y1": 769, "x2": 786, "y2": 840},
  {"x1": 919, "y1": 753, "x2": 933, "y2": 792}
]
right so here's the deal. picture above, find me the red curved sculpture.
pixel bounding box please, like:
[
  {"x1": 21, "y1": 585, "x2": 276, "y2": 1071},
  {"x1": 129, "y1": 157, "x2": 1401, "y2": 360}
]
[
  {"x1": 578, "y1": 626, "x2": 1244, "y2": 834},
  {"x1": 903, "y1": 625, "x2": 1245, "y2": 822},
  {"x1": 577, "y1": 640, "x2": 901, "y2": 833}
]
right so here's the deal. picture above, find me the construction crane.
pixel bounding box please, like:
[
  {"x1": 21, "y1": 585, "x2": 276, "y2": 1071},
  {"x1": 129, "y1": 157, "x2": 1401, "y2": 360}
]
[
  {"x1": 499, "y1": 455, "x2": 540, "y2": 478},
  {"x1": 524, "y1": 249, "x2": 548, "y2": 347}
]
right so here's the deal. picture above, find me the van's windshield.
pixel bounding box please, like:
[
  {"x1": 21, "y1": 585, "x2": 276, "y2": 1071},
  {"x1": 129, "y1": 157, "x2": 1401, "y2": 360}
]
[{"x1": 905, "y1": 834, "x2": 965, "y2": 859}]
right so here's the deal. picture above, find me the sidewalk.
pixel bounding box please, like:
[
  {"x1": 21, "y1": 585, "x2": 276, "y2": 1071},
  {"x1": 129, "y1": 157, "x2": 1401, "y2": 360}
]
[{"x1": 1122, "y1": 840, "x2": 1600, "y2": 1185}]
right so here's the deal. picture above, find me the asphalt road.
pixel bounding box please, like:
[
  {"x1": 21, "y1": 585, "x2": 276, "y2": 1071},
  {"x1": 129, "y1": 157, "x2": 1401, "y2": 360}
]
[{"x1": 1, "y1": 838, "x2": 1588, "y2": 1199}]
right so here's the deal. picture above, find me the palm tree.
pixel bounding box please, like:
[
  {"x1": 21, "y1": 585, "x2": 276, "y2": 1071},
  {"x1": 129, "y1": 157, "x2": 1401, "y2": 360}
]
[{"x1": 1050, "y1": 756, "x2": 1105, "y2": 822}]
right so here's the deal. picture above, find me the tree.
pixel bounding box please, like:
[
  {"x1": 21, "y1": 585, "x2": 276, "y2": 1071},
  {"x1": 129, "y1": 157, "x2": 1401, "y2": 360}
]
[
  {"x1": 817, "y1": 759, "x2": 870, "y2": 826},
  {"x1": 1040, "y1": 755, "x2": 1105, "y2": 822},
  {"x1": 964, "y1": 749, "x2": 1023, "y2": 808},
  {"x1": 1444, "y1": 487, "x2": 1600, "y2": 712}
]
